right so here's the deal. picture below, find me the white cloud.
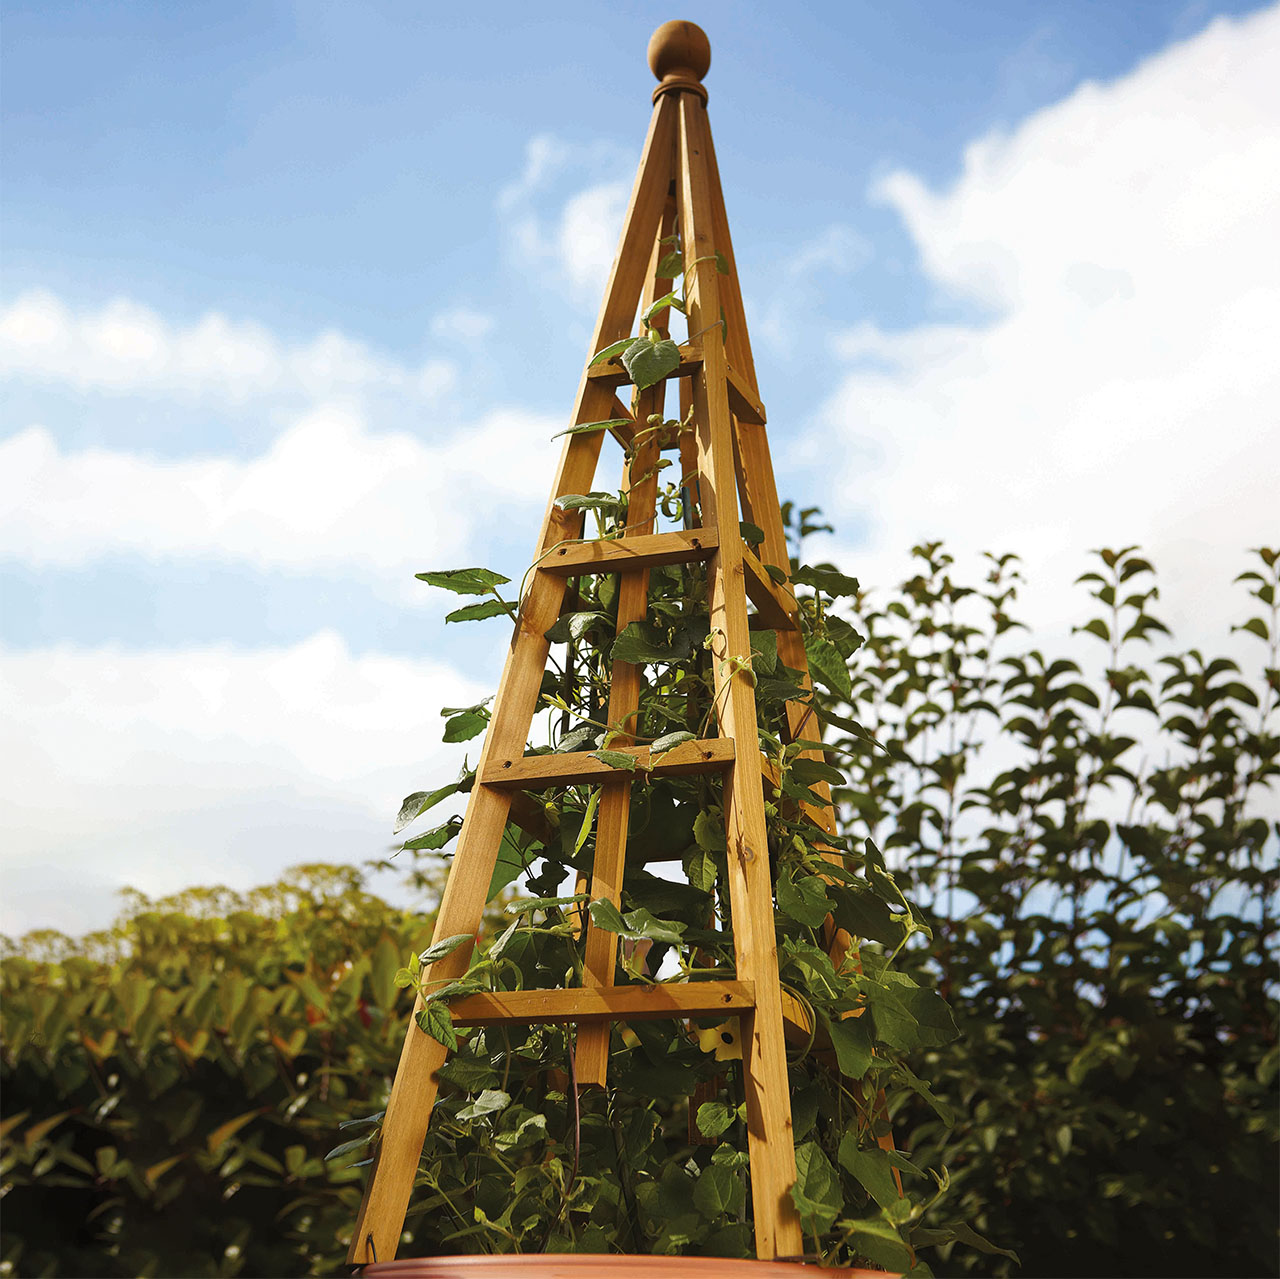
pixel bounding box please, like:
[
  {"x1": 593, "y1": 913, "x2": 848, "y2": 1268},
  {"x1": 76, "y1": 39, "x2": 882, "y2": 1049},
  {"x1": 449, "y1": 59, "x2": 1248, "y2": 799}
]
[
  {"x1": 499, "y1": 134, "x2": 632, "y2": 303},
  {"x1": 0, "y1": 402, "x2": 561, "y2": 580},
  {"x1": 0, "y1": 289, "x2": 456, "y2": 402},
  {"x1": 430, "y1": 306, "x2": 495, "y2": 342},
  {"x1": 556, "y1": 181, "x2": 631, "y2": 299},
  {"x1": 815, "y1": 5, "x2": 1280, "y2": 639},
  {"x1": 755, "y1": 223, "x2": 871, "y2": 355},
  {"x1": 0, "y1": 633, "x2": 487, "y2": 936},
  {"x1": 497, "y1": 133, "x2": 573, "y2": 213}
]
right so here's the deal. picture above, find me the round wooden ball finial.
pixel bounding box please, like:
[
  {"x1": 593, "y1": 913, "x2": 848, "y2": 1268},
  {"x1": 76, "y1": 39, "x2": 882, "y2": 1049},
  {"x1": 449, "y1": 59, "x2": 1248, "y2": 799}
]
[{"x1": 648, "y1": 20, "x2": 711, "y2": 102}]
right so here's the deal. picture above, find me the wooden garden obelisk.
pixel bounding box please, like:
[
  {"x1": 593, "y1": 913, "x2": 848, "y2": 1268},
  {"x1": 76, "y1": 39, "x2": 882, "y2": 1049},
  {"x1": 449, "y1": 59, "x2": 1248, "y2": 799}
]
[{"x1": 350, "y1": 21, "x2": 847, "y2": 1265}]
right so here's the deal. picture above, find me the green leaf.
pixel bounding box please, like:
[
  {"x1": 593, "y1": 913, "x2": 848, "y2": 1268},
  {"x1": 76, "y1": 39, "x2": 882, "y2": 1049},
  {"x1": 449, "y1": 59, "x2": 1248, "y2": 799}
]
[
  {"x1": 337, "y1": 1111, "x2": 385, "y2": 1131},
  {"x1": 892, "y1": 980, "x2": 959, "y2": 1047},
  {"x1": 436, "y1": 1054, "x2": 500, "y2": 1091},
  {"x1": 416, "y1": 1002, "x2": 458, "y2": 1051},
  {"x1": 693, "y1": 1163, "x2": 744, "y2": 1218},
  {"x1": 445, "y1": 599, "x2": 511, "y2": 623},
  {"x1": 544, "y1": 610, "x2": 610, "y2": 643},
  {"x1": 825, "y1": 1013, "x2": 873, "y2": 1079},
  {"x1": 788, "y1": 756, "x2": 844, "y2": 786},
  {"x1": 693, "y1": 810, "x2": 726, "y2": 852},
  {"x1": 790, "y1": 1141, "x2": 842, "y2": 1236},
  {"x1": 551, "y1": 417, "x2": 632, "y2": 440},
  {"x1": 395, "y1": 781, "x2": 461, "y2": 834},
  {"x1": 620, "y1": 907, "x2": 686, "y2": 945},
  {"x1": 792, "y1": 565, "x2": 859, "y2": 597},
  {"x1": 684, "y1": 847, "x2": 717, "y2": 892},
  {"x1": 890, "y1": 1060, "x2": 956, "y2": 1126},
  {"x1": 650, "y1": 729, "x2": 695, "y2": 755},
  {"x1": 831, "y1": 888, "x2": 905, "y2": 947},
  {"x1": 861, "y1": 980, "x2": 922, "y2": 1052},
  {"x1": 573, "y1": 788, "x2": 600, "y2": 856},
  {"x1": 324, "y1": 1134, "x2": 372, "y2": 1163},
  {"x1": 587, "y1": 900, "x2": 686, "y2": 945},
  {"x1": 695, "y1": 1101, "x2": 735, "y2": 1139},
  {"x1": 933, "y1": 1221, "x2": 1020, "y2": 1264},
  {"x1": 555, "y1": 491, "x2": 626, "y2": 515},
  {"x1": 750, "y1": 628, "x2": 778, "y2": 676},
  {"x1": 739, "y1": 520, "x2": 765, "y2": 547},
  {"x1": 1054, "y1": 1123, "x2": 1073, "y2": 1157},
  {"x1": 805, "y1": 634, "x2": 852, "y2": 700},
  {"x1": 418, "y1": 933, "x2": 473, "y2": 965},
  {"x1": 777, "y1": 869, "x2": 834, "y2": 928},
  {"x1": 415, "y1": 567, "x2": 510, "y2": 595},
  {"x1": 764, "y1": 563, "x2": 788, "y2": 584},
  {"x1": 488, "y1": 825, "x2": 538, "y2": 901},
  {"x1": 837, "y1": 1137, "x2": 901, "y2": 1210},
  {"x1": 505, "y1": 892, "x2": 589, "y2": 915},
  {"x1": 590, "y1": 749, "x2": 638, "y2": 772},
  {"x1": 588, "y1": 338, "x2": 634, "y2": 367},
  {"x1": 401, "y1": 817, "x2": 461, "y2": 851},
  {"x1": 443, "y1": 712, "x2": 488, "y2": 742},
  {"x1": 456, "y1": 1089, "x2": 511, "y2": 1122},
  {"x1": 622, "y1": 335, "x2": 680, "y2": 390},
  {"x1": 656, "y1": 250, "x2": 684, "y2": 278},
  {"x1": 643, "y1": 290, "x2": 687, "y2": 324},
  {"x1": 844, "y1": 1215, "x2": 913, "y2": 1272},
  {"x1": 612, "y1": 620, "x2": 689, "y2": 664},
  {"x1": 206, "y1": 1110, "x2": 260, "y2": 1155},
  {"x1": 587, "y1": 898, "x2": 628, "y2": 935}
]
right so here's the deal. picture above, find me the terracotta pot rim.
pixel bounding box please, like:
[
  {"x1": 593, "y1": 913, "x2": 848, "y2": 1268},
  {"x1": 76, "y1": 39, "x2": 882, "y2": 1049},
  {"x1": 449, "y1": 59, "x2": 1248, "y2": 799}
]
[{"x1": 364, "y1": 1256, "x2": 891, "y2": 1277}]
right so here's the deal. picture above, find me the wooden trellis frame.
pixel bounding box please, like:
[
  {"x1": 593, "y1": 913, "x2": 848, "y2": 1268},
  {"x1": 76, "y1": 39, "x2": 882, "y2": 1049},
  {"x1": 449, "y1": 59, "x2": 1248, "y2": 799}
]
[{"x1": 349, "y1": 21, "x2": 854, "y2": 1266}]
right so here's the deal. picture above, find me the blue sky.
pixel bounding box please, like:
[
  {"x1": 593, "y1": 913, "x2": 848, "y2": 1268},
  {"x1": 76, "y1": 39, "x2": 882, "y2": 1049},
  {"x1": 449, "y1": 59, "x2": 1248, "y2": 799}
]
[{"x1": 3, "y1": 1, "x2": 1278, "y2": 934}]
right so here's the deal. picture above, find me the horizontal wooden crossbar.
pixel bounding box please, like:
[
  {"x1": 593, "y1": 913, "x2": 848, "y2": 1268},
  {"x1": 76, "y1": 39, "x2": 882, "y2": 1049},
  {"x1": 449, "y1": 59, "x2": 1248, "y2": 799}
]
[
  {"x1": 539, "y1": 528, "x2": 717, "y2": 575},
  {"x1": 483, "y1": 736, "x2": 735, "y2": 789},
  {"x1": 447, "y1": 980, "x2": 756, "y2": 1025},
  {"x1": 742, "y1": 546, "x2": 798, "y2": 631},
  {"x1": 586, "y1": 343, "x2": 765, "y2": 426},
  {"x1": 444, "y1": 979, "x2": 835, "y2": 1047}
]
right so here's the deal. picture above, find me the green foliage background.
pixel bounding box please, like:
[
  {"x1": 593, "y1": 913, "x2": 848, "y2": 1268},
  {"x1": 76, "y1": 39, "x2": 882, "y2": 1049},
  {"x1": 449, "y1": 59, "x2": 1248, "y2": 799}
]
[{"x1": 2, "y1": 542, "x2": 1276, "y2": 1278}]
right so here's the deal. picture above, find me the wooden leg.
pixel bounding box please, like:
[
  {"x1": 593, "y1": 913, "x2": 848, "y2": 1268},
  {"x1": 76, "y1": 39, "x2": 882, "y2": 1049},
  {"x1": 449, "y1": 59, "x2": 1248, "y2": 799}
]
[{"x1": 347, "y1": 788, "x2": 512, "y2": 1267}]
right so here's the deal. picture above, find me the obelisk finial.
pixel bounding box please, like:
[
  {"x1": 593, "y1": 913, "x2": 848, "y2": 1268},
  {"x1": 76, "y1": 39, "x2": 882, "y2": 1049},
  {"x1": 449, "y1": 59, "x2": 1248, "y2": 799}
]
[{"x1": 648, "y1": 19, "x2": 711, "y2": 103}]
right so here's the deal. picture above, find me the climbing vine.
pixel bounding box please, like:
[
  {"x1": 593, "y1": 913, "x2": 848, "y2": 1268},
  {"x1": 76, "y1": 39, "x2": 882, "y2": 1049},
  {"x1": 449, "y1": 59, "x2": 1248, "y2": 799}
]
[{"x1": 375, "y1": 388, "x2": 989, "y2": 1271}]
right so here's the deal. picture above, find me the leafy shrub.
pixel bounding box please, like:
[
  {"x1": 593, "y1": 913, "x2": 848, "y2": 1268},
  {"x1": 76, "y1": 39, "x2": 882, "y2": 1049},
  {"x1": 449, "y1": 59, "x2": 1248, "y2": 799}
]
[
  {"x1": 814, "y1": 537, "x2": 1279, "y2": 1277},
  {"x1": 0, "y1": 865, "x2": 452, "y2": 1277}
]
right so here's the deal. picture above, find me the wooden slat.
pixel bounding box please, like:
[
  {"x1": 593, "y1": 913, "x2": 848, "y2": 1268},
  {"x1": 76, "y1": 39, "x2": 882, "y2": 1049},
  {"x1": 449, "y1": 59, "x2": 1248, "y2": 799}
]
[
  {"x1": 448, "y1": 980, "x2": 755, "y2": 1026},
  {"x1": 701, "y1": 79, "x2": 856, "y2": 981},
  {"x1": 347, "y1": 90, "x2": 682, "y2": 1270},
  {"x1": 677, "y1": 92, "x2": 804, "y2": 1261},
  {"x1": 701, "y1": 97, "x2": 757, "y2": 392},
  {"x1": 482, "y1": 737, "x2": 735, "y2": 789},
  {"x1": 607, "y1": 395, "x2": 637, "y2": 448},
  {"x1": 538, "y1": 527, "x2": 717, "y2": 575},
  {"x1": 781, "y1": 989, "x2": 831, "y2": 1050},
  {"x1": 506, "y1": 790, "x2": 555, "y2": 845},
  {"x1": 587, "y1": 343, "x2": 764, "y2": 426},
  {"x1": 726, "y1": 364, "x2": 766, "y2": 425},
  {"x1": 742, "y1": 545, "x2": 798, "y2": 631}
]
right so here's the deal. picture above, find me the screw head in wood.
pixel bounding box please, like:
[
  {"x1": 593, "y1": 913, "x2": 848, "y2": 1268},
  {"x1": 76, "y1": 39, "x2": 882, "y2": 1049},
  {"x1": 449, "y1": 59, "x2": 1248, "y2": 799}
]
[{"x1": 648, "y1": 20, "x2": 711, "y2": 101}]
